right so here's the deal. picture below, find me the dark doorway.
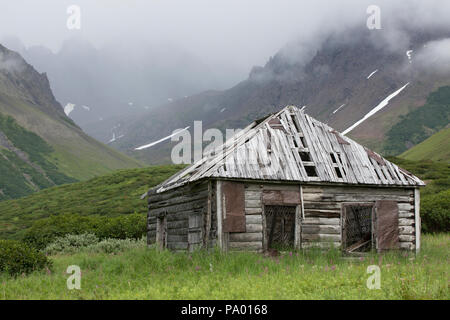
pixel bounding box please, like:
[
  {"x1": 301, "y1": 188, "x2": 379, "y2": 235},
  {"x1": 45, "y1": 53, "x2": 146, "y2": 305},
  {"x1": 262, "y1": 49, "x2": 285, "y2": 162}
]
[
  {"x1": 265, "y1": 205, "x2": 296, "y2": 251},
  {"x1": 342, "y1": 204, "x2": 373, "y2": 253}
]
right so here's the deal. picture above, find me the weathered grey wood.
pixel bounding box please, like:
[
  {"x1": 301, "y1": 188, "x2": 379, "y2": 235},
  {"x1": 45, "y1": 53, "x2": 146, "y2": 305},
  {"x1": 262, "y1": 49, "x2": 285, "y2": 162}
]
[
  {"x1": 245, "y1": 223, "x2": 263, "y2": 233},
  {"x1": 399, "y1": 212, "x2": 414, "y2": 218},
  {"x1": 399, "y1": 242, "x2": 415, "y2": 250},
  {"x1": 399, "y1": 235, "x2": 415, "y2": 242},
  {"x1": 399, "y1": 218, "x2": 415, "y2": 226},
  {"x1": 399, "y1": 226, "x2": 415, "y2": 235},
  {"x1": 228, "y1": 241, "x2": 263, "y2": 250},
  {"x1": 302, "y1": 242, "x2": 340, "y2": 248},
  {"x1": 302, "y1": 218, "x2": 340, "y2": 225},
  {"x1": 245, "y1": 215, "x2": 262, "y2": 224},
  {"x1": 302, "y1": 234, "x2": 341, "y2": 242},
  {"x1": 302, "y1": 225, "x2": 340, "y2": 234},
  {"x1": 229, "y1": 232, "x2": 263, "y2": 242},
  {"x1": 245, "y1": 199, "x2": 261, "y2": 208},
  {"x1": 245, "y1": 208, "x2": 262, "y2": 215},
  {"x1": 414, "y1": 188, "x2": 421, "y2": 253},
  {"x1": 304, "y1": 209, "x2": 340, "y2": 218},
  {"x1": 216, "y1": 180, "x2": 224, "y2": 250}
]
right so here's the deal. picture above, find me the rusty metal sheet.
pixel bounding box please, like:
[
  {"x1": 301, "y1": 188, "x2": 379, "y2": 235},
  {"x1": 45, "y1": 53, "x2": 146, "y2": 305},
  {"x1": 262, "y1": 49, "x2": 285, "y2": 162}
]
[
  {"x1": 366, "y1": 148, "x2": 386, "y2": 166},
  {"x1": 375, "y1": 200, "x2": 399, "y2": 250},
  {"x1": 223, "y1": 214, "x2": 246, "y2": 233},
  {"x1": 222, "y1": 181, "x2": 246, "y2": 232},
  {"x1": 263, "y1": 190, "x2": 300, "y2": 205}
]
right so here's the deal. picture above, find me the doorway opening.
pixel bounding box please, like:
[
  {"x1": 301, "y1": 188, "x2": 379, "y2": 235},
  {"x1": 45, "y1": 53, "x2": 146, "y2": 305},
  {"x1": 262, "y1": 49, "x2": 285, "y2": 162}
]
[
  {"x1": 265, "y1": 205, "x2": 296, "y2": 251},
  {"x1": 342, "y1": 204, "x2": 373, "y2": 253}
]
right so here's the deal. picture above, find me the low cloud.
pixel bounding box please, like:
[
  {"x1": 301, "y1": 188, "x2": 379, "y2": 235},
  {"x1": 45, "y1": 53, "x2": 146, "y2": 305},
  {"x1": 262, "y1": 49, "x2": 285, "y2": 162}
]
[{"x1": 414, "y1": 38, "x2": 450, "y2": 75}]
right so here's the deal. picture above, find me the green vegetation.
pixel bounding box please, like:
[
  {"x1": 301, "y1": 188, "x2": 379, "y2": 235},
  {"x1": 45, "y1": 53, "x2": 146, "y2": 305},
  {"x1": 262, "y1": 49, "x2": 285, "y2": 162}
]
[
  {"x1": 0, "y1": 114, "x2": 76, "y2": 200},
  {"x1": 0, "y1": 240, "x2": 51, "y2": 276},
  {"x1": 400, "y1": 128, "x2": 450, "y2": 163},
  {"x1": 0, "y1": 165, "x2": 183, "y2": 240},
  {"x1": 43, "y1": 234, "x2": 146, "y2": 255},
  {"x1": 23, "y1": 214, "x2": 146, "y2": 250},
  {"x1": 388, "y1": 157, "x2": 450, "y2": 233},
  {"x1": 384, "y1": 86, "x2": 450, "y2": 156},
  {"x1": 0, "y1": 234, "x2": 448, "y2": 299}
]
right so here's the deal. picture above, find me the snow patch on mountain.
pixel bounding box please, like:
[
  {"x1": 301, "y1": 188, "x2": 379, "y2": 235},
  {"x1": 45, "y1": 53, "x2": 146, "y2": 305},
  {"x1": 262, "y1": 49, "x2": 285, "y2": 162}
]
[
  {"x1": 367, "y1": 69, "x2": 378, "y2": 79},
  {"x1": 343, "y1": 83, "x2": 410, "y2": 135},
  {"x1": 64, "y1": 103, "x2": 75, "y2": 116},
  {"x1": 333, "y1": 104, "x2": 346, "y2": 114},
  {"x1": 134, "y1": 126, "x2": 190, "y2": 150}
]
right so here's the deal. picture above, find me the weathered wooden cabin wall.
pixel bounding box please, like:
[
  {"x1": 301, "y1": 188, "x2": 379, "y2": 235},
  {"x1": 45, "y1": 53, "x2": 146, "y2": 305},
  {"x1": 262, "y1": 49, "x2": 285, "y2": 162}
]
[
  {"x1": 148, "y1": 181, "x2": 211, "y2": 251},
  {"x1": 301, "y1": 185, "x2": 417, "y2": 250},
  {"x1": 217, "y1": 181, "x2": 418, "y2": 252}
]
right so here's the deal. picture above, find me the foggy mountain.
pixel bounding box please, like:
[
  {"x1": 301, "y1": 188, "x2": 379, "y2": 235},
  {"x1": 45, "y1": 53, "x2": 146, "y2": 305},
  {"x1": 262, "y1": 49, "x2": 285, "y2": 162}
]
[
  {"x1": 1, "y1": 35, "x2": 243, "y2": 128},
  {"x1": 110, "y1": 27, "x2": 450, "y2": 163}
]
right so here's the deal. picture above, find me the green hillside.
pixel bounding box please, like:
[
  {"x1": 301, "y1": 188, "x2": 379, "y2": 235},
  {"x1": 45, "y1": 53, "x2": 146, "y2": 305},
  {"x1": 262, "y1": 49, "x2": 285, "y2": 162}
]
[
  {"x1": 0, "y1": 165, "x2": 184, "y2": 240},
  {"x1": 0, "y1": 44, "x2": 143, "y2": 200},
  {"x1": 0, "y1": 113, "x2": 76, "y2": 200},
  {"x1": 400, "y1": 128, "x2": 450, "y2": 162},
  {"x1": 383, "y1": 86, "x2": 450, "y2": 155}
]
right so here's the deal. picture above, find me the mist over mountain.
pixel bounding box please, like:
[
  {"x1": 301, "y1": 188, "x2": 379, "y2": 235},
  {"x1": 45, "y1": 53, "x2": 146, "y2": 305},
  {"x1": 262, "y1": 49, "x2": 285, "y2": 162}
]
[
  {"x1": 110, "y1": 26, "x2": 450, "y2": 163},
  {"x1": 1, "y1": 35, "x2": 243, "y2": 129}
]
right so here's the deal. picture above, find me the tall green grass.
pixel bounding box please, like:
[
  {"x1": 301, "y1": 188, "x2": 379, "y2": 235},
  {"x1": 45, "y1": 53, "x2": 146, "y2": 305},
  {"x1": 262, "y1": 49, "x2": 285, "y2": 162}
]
[{"x1": 0, "y1": 234, "x2": 448, "y2": 300}]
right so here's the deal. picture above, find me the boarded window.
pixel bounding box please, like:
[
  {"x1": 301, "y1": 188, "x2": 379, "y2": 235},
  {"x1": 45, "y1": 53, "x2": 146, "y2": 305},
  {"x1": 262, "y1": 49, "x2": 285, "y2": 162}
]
[
  {"x1": 265, "y1": 205, "x2": 296, "y2": 250},
  {"x1": 374, "y1": 200, "x2": 399, "y2": 250},
  {"x1": 222, "y1": 181, "x2": 246, "y2": 233},
  {"x1": 342, "y1": 204, "x2": 373, "y2": 252}
]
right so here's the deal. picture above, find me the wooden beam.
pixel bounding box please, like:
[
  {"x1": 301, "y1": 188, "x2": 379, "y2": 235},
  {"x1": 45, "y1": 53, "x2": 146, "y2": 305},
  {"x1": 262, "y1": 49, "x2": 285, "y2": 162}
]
[
  {"x1": 414, "y1": 188, "x2": 421, "y2": 253},
  {"x1": 216, "y1": 180, "x2": 224, "y2": 251}
]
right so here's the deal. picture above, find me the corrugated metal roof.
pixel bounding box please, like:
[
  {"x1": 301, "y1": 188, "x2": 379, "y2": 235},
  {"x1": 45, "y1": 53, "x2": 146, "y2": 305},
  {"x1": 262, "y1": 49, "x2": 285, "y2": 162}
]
[{"x1": 153, "y1": 106, "x2": 424, "y2": 193}]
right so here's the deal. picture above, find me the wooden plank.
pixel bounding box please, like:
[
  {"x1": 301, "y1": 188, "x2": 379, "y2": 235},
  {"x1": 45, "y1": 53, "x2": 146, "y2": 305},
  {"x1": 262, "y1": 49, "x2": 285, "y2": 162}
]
[
  {"x1": 399, "y1": 226, "x2": 415, "y2": 235},
  {"x1": 399, "y1": 242, "x2": 415, "y2": 250},
  {"x1": 302, "y1": 234, "x2": 341, "y2": 242},
  {"x1": 304, "y1": 209, "x2": 340, "y2": 218},
  {"x1": 246, "y1": 215, "x2": 262, "y2": 224},
  {"x1": 414, "y1": 188, "x2": 421, "y2": 253},
  {"x1": 399, "y1": 218, "x2": 414, "y2": 226},
  {"x1": 229, "y1": 232, "x2": 263, "y2": 242},
  {"x1": 302, "y1": 242, "x2": 340, "y2": 249},
  {"x1": 216, "y1": 180, "x2": 223, "y2": 250},
  {"x1": 245, "y1": 208, "x2": 262, "y2": 215},
  {"x1": 246, "y1": 223, "x2": 263, "y2": 233},
  {"x1": 245, "y1": 199, "x2": 261, "y2": 208},
  {"x1": 399, "y1": 235, "x2": 415, "y2": 242},
  {"x1": 228, "y1": 241, "x2": 263, "y2": 250},
  {"x1": 302, "y1": 217, "x2": 340, "y2": 225},
  {"x1": 301, "y1": 225, "x2": 340, "y2": 234}
]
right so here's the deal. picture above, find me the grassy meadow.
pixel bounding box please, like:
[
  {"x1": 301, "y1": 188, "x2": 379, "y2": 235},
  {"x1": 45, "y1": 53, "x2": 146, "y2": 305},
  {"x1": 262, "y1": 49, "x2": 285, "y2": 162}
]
[{"x1": 0, "y1": 233, "x2": 448, "y2": 300}]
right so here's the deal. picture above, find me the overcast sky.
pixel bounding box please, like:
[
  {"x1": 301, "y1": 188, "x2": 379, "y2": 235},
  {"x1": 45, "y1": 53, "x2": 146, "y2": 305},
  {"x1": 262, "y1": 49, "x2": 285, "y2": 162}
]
[{"x1": 1, "y1": 0, "x2": 449, "y2": 73}]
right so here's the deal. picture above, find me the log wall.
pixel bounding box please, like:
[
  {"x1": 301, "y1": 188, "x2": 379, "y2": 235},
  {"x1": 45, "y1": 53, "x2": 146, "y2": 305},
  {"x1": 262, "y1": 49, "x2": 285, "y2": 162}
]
[
  {"x1": 301, "y1": 185, "x2": 416, "y2": 249},
  {"x1": 148, "y1": 181, "x2": 209, "y2": 251}
]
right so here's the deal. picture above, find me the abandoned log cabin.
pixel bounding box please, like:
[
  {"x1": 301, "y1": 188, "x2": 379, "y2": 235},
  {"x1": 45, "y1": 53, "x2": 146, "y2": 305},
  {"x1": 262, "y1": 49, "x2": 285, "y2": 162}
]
[{"x1": 146, "y1": 106, "x2": 425, "y2": 253}]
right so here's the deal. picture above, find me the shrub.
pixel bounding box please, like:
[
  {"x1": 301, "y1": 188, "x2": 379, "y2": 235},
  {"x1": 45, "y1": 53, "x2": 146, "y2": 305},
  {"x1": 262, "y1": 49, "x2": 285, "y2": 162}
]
[
  {"x1": 421, "y1": 190, "x2": 450, "y2": 233},
  {"x1": 43, "y1": 234, "x2": 146, "y2": 255},
  {"x1": 85, "y1": 238, "x2": 146, "y2": 254},
  {"x1": 0, "y1": 240, "x2": 52, "y2": 276},
  {"x1": 43, "y1": 233, "x2": 99, "y2": 255},
  {"x1": 23, "y1": 213, "x2": 146, "y2": 249}
]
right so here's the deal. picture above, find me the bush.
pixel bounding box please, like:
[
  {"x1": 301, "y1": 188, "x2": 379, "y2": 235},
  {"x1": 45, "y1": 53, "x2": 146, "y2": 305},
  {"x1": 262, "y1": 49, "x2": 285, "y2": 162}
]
[
  {"x1": 421, "y1": 190, "x2": 450, "y2": 233},
  {"x1": 43, "y1": 233, "x2": 99, "y2": 255},
  {"x1": 43, "y1": 234, "x2": 146, "y2": 255},
  {"x1": 23, "y1": 213, "x2": 146, "y2": 250},
  {"x1": 0, "y1": 240, "x2": 52, "y2": 276},
  {"x1": 85, "y1": 238, "x2": 146, "y2": 254}
]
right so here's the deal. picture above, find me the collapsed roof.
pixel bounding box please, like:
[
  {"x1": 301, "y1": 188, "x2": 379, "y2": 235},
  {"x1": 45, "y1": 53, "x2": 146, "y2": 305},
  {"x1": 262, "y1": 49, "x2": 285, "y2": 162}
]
[{"x1": 152, "y1": 106, "x2": 424, "y2": 193}]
